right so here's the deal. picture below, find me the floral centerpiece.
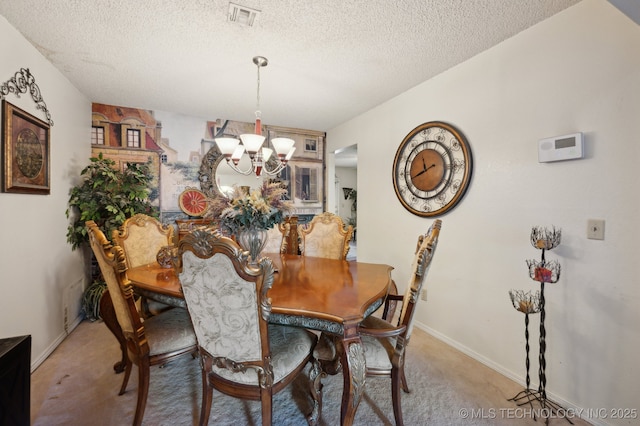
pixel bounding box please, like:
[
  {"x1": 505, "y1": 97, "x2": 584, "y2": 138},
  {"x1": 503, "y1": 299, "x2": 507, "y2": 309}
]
[{"x1": 204, "y1": 181, "x2": 292, "y2": 261}]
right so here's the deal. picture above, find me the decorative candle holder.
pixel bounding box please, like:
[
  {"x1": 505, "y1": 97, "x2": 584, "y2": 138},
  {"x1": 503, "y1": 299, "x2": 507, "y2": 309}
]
[
  {"x1": 530, "y1": 226, "x2": 561, "y2": 251},
  {"x1": 509, "y1": 290, "x2": 540, "y2": 403},
  {"x1": 509, "y1": 289, "x2": 541, "y2": 314},
  {"x1": 508, "y1": 226, "x2": 571, "y2": 424},
  {"x1": 526, "y1": 259, "x2": 561, "y2": 283}
]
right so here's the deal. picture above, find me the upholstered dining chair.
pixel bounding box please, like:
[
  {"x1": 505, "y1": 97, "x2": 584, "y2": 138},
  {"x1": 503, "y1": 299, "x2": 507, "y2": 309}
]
[
  {"x1": 298, "y1": 212, "x2": 353, "y2": 260},
  {"x1": 176, "y1": 228, "x2": 323, "y2": 426},
  {"x1": 262, "y1": 222, "x2": 291, "y2": 254},
  {"x1": 86, "y1": 220, "x2": 197, "y2": 426},
  {"x1": 112, "y1": 213, "x2": 175, "y2": 267},
  {"x1": 113, "y1": 213, "x2": 176, "y2": 316},
  {"x1": 358, "y1": 219, "x2": 442, "y2": 426}
]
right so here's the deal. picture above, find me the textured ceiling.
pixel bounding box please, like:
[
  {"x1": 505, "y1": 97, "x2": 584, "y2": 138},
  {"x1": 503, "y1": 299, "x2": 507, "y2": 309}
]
[{"x1": 0, "y1": 0, "x2": 581, "y2": 135}]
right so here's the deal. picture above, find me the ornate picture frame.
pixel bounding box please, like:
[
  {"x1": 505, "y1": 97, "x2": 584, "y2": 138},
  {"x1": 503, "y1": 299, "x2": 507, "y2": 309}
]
[{"x1": 2, "y1": 100, "x2": 51, "y2": 194}]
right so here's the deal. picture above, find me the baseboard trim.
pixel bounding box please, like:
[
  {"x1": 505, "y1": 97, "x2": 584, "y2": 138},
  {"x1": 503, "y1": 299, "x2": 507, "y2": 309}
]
[
  {"x1": 413, "y1": 320, "x2": 603, "y2": 426},
  {"x1": 30, "y1": 315, "x2": 83, "y2": 373}
]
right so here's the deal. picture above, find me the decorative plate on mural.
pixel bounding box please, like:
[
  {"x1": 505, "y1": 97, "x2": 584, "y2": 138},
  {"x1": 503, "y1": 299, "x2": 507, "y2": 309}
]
[{"x1": 178, "y1": 188, "x2": 209, "y2": 217}]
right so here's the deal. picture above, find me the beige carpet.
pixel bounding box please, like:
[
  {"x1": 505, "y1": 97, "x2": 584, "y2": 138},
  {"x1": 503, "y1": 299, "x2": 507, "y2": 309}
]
[{"x1": 30, "y1": 320, "x2": 590, "y2": 425}]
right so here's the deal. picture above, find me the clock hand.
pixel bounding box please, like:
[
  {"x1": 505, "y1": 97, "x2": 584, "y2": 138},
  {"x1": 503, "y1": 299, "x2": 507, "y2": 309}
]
[
  {"x1": 412, "y1": 169, "x2": 427, "y2": 178},
  {"x1": 412, "y1": 164, "x2": 437, "y2": 179}
]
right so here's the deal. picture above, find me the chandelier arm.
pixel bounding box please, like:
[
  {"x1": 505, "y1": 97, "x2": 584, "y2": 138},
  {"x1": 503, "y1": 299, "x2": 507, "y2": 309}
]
[
  {"x1": 262, "y1": 161, "x2": 288, "y2": 176},
  {"x1": 224, "y1": 158, "x2": 256, "y2": 176}
]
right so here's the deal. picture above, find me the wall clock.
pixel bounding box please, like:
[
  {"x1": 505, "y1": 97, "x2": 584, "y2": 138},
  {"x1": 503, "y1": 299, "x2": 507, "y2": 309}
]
[{"x1": 392, "y1": 121, "x2": 473, "y2": 217}]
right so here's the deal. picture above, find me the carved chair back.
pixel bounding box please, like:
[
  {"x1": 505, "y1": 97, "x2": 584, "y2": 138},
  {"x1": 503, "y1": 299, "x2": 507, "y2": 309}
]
[
  {"x1": 87, "y1": 220, "x2": 142, "y2": 340},
  {"x1": 262, "y1": 222, "x2": 291, "y2": 254},
  {"x1": 298, "y1": 212, "x2": 353, "y2": 260},
  {"x1": 398, "y1": 219, "x2": 441, "y2": 341},
  {"x1": 176, "y1": 229, "x2": 272, "y2": 373},
  {"x1": 112, "y1": 213, "x2": 175, "y2": 268}
]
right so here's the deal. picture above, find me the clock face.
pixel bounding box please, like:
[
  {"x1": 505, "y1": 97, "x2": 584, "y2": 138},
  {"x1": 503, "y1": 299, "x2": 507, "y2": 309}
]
[{"x1": 392, "y1": 121, "x2": 472, "y2": 217}]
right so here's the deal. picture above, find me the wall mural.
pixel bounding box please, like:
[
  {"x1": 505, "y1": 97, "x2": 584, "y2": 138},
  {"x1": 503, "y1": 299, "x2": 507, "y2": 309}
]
[{"x1": 91, "y1": 103, "x2": 325, "y2": 225}]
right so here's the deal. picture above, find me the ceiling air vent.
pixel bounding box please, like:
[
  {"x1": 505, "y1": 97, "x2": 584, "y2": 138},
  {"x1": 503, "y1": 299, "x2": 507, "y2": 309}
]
[{"x1": 228, "y1": 2, "x2": 260, "y2": 27}]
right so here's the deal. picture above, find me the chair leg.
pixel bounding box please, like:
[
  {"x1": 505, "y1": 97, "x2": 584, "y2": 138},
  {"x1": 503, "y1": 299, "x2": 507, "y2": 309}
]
[
  {"x1": 400, "y1": 364, "x2": 410, "y2": 393},
  {"x1": 307, "y1": 357, "x2": 325, "y2": 425},
  {"x1": 260, "y1": 387, "x2": 273, "y2": 426},
  {"x1": 199, "y1": 370, "x2": 213, "y2": 426},
  {"x1": 391, "y1": 367, "x2": 404, "y2": 426},
  {"x1": 118, "y1": 355, "x2": 133, "y2": 395},
  {"x1": 132, "y1": 359, "x2": 150, "y2": 426}
]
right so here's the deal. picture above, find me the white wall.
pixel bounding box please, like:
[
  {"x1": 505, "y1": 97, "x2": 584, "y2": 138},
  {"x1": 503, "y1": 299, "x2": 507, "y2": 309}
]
[
  {"x1": 0, "y1": 16, "x2": 91, "y2": 369},
  {"x1": 327, "y1": 0, "x2": 639, "y2": 423}
]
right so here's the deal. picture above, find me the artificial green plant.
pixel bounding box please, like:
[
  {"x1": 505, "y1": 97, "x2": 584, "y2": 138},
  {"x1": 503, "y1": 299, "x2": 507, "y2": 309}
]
[{"x1": 66, "y1": 153, "x2": 158, "y2": 250}]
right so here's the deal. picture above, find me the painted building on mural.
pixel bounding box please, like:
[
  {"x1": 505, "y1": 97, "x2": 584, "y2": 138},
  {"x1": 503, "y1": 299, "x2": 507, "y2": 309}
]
[
  {"x1": 90, "y1": 103, "x2": 163, "y2": 205},
  {"x1": 91, "y1": 102, "x2": 327, "y2": 223}
]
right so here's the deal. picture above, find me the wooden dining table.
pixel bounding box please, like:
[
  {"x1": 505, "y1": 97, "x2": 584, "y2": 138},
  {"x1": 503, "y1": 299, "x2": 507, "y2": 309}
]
[{"x1": 100, "y1": 253, "x2": 393, "y2": 426}]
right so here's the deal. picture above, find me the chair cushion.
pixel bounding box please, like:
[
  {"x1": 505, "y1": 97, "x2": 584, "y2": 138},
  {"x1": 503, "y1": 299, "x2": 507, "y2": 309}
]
[
  {"x1": 360, "y1": 316, "x2": 397, "y2": 370},
  {"x1": 213, "y1": 324, "x2": 315, "y2": 385},
  {"x1": 143, "y1": 307, "x2": 196, "y2": 356}
]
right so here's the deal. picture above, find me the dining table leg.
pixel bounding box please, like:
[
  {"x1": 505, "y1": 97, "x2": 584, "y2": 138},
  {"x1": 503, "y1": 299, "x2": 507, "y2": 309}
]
[{"x1": 339, "y1": 322, "x2": 366, "y2": 425}]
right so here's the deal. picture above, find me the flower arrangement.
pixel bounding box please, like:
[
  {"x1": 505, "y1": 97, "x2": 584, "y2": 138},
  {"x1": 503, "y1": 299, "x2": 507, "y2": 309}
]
[{"x1": 204, "y1": 181, "x2": 293, "y2": 235}]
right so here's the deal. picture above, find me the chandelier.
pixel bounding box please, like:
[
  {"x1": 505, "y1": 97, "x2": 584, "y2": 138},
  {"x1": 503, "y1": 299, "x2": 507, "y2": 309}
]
[{"x1": 215, "y1": 56, "x2": 296, "y2": 177}]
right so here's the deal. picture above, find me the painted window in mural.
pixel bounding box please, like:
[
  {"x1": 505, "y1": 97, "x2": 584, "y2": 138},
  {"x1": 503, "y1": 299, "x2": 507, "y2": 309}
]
[
  {"x1": 304, "y1": 138, "x2": 317, "y2": 152},
  {"x1": 277, "y1": 165, "x2": 292, "y2": 200},
  {"x1": 126, "y1": 129, "x2": 140, "y2": 148},
  {"x1": 295, "y1": 166, "x2": 319, "y2": 202},
  {"x1": 91, "y1": 127, "x2": 104, "y2": 145}
]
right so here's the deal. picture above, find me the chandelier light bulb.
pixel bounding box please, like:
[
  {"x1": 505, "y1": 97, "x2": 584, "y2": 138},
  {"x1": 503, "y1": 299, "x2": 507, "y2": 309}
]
[
  {"x1": 271, "y1": 137, "x2": 295, "y2": 158},
  {"x1": 262, "y1": 147, "x2": 273, "y2": 162},
  {"x1": 239, "y1": 133, "x2": 266, "y2": 154},
  {"x1": 231, "y1": 145, "x2": 245, "y2": 165},
  {"x1": 285, "y1": 147, "x2": 296, "y2": 161},
  {"x1": 216, "y1": 137, "x2": 240, "y2": 156}
]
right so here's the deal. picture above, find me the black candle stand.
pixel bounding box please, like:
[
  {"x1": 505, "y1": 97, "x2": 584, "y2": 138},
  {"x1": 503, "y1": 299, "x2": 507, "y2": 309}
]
[
  {"x1": 508, "y1": 226, "x2": 571, "y2": 424},
  {"x1": 508, "y1": 289, "x2": 541, "y2": 399}
]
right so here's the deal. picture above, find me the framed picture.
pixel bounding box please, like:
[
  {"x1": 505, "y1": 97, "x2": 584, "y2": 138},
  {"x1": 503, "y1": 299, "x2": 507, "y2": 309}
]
[{"x1": 2, "y1": 100, "x2": 50, "y2": 194}]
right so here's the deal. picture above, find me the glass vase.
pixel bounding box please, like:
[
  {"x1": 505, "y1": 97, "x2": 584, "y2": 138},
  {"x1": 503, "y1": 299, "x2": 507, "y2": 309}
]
[{"x1": 236, "y1": 227, "x2": 269, "y2": 265}]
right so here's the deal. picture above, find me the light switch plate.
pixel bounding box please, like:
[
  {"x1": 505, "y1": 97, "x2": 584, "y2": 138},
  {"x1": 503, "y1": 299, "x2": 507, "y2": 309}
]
[{"x1": 587, "y1": 219, "x2": 605, "y2": 240}]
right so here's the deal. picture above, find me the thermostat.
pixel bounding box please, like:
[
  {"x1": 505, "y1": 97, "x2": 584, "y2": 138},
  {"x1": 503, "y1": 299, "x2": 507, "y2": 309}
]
[{"x1": 538, "y1": 132, "x2": 584, "y2": 163}]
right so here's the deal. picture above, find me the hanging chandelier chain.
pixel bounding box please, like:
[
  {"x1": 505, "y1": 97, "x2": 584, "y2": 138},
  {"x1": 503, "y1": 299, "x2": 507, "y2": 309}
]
[
  {"x1": 256, "y1": 62, "x2": 261, "y2": 113},
  {"x1": 253, "y1": 55, "x2": 268, "y2": 116}
]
